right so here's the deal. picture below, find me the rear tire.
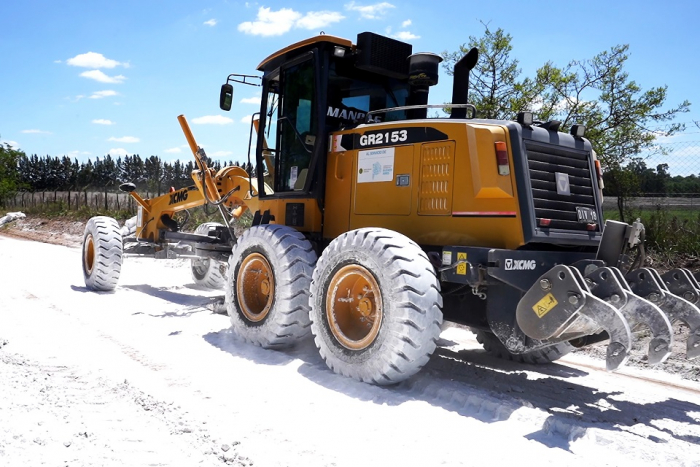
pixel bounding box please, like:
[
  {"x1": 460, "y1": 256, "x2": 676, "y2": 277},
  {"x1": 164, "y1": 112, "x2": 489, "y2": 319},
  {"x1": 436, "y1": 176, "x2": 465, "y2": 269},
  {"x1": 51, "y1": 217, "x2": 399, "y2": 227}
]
[
  {"x1": 82, "y1": 216, "x2": 123, "y2": 291},
  {"x1": 474, "y1": 330, "x2": 573, "y2": 364},
  {"x1": 191, "y1": 222, "x2": 227, "y2": 289},
  {"x1": 226, "y1": 224, "x2": 316, "y2": 348},
  {"x1": 310, "y1": 228, "x2": 443, "y2": 385}
]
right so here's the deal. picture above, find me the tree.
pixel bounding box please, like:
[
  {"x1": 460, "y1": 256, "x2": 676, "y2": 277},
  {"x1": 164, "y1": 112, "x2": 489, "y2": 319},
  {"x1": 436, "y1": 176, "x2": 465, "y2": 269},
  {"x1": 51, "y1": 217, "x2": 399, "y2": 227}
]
[
  {"x1": 441, "y1": 25, "x2": 539, "y2": 120},
  {"x1": 535, "y1": 44, "x2": 689, "y2": 169},
  {"x1": 0, "y1": 142, "x2": 24, "y2": 207},
  {"x1": 144, "y1": 155, "x2": 164, "y2": 195},
  {"x1": 441, "y1": 26, "x2": 690, "y2": 170}
]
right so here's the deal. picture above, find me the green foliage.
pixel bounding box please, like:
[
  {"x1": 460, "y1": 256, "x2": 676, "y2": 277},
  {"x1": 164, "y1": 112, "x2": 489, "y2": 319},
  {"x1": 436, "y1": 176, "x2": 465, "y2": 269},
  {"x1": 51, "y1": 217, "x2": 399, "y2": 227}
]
[
  {"x1": 535, "y1": 44, "x2": 690, "y2": 169},
  {"x1": 644, "y1": 207, "x2": 700, "y2": 258},
  {"x1": 10, "y1": 153, "x2": 251, "y2": 194},
  {"x1": 441, "y1": 25, "x2": 690, "y2": 169},
  {"x1": 0, "y1": 142, "x2": 25, "y2": 207},
  {"x1": 441, "y1": 25, "x2": 540, "y2": 119},
  {"x1": 604, "y1": 207, "x2": 700, "y2": 260},
  {"x1": 18, "y1": 199, "x2": 134, "y2": 222}
]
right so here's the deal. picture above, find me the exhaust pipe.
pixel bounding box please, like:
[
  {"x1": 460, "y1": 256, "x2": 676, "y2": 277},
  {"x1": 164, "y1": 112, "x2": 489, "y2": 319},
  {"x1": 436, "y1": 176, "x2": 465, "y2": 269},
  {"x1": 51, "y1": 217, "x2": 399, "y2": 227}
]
[{"x1": 450, "y1": 47, "x2": 479, "y2": 119}]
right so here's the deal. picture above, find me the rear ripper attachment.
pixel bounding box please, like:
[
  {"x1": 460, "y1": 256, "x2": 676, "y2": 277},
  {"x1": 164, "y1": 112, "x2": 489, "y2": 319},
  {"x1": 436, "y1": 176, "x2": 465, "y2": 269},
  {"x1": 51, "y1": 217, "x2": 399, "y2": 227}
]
[
  {"x1": 442, "y1": 219, "x2": 700, "y2": 371},
  {"x1": 515, "y1": 220, "x2": 700, "y2": 370}
]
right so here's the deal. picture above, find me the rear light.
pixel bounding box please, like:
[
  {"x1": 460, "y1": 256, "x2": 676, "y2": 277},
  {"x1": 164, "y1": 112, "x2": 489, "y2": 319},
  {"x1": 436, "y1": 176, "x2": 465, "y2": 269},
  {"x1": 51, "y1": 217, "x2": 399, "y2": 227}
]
[
  {"x1": 594, "y1": 160, "x2": 605, "y2": 189},
  {"x1": 586, "y1": 223, "x2": 598, "y2": 231},
  {"x1": 495, "y1": 141, "x2": 510, "y2": 176},
  {"x1": 539, "y1": 218, "x2": 551, "y2": 227}
]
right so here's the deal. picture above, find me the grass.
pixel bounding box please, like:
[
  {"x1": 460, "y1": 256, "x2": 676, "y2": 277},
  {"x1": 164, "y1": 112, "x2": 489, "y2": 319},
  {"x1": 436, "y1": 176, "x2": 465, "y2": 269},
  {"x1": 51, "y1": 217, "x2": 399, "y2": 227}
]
[{"x1": 604, "y1": 207, "x2": 700, "y2": 266}]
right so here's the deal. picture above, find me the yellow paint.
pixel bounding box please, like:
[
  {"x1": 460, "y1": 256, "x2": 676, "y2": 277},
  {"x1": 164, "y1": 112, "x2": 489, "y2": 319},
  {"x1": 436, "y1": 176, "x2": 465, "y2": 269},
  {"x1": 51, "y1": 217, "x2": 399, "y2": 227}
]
[
  {"x1": 532, "y1": 293, "x2": 559, "y2": 318},
  {"x1": 325, "y1": 121, "x2": 526, "y2": 249},
  {"x1": 456, "y1": 252, "x2": 467, "y2": 275}
]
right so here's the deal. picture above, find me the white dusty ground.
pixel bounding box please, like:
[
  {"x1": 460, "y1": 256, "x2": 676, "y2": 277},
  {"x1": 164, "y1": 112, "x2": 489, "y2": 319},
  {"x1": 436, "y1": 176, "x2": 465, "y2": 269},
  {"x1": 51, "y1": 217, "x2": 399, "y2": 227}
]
[{"x1": 1, "y1": 235, "x2": 700, "y2": 467}]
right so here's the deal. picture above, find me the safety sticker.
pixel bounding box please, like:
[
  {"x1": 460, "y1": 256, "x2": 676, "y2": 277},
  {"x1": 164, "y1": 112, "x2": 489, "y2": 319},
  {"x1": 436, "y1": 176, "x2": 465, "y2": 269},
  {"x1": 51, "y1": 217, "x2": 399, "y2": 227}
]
[
  {"x1": 357, "y1": 148, "x2": 394, "y2": 183},
  {"x1": 456, "y1": 252, "x2": 467, "y2": 275},
  {"x1": 533, "y1": 293, "x2": 558, "y2": 318}
]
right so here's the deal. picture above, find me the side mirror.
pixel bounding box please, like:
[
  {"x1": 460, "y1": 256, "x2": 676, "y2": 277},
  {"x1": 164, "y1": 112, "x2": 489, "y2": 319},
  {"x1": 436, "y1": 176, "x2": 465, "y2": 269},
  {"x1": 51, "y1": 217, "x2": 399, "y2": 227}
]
[{"x1": 219, "y1": 84, "x2": 233, "y2": 111}]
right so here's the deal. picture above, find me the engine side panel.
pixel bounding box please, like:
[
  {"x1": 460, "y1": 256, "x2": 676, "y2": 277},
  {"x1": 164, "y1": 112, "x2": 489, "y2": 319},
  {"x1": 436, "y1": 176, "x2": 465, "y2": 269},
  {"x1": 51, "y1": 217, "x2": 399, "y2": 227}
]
[{"x1": 325, "y1": 121, "x2": 525, "y2": 249}]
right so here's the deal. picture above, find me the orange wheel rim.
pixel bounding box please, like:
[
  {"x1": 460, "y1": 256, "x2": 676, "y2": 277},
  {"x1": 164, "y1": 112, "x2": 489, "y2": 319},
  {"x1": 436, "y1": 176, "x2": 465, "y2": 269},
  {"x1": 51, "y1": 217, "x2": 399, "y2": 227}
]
[
  {"x1": 326, "y1": 264, "x2": 382, "y2": 350},
  {"x1": 236, "y1": 253, "x2": 274, "y2": 322},
  {"x1": 84, "y1": 234, "x2": 95, "y2": 274}
]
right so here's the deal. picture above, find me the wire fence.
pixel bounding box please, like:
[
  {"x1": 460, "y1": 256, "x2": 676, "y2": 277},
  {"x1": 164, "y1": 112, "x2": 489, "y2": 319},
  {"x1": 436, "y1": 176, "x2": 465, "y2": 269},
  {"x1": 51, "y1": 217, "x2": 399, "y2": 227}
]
[
  {"x1": 644, "y1": 140, "x2": 700, "y2": 176},
  {"x1": 5, "y1": 191, "x2": 144, "y2": 213}
]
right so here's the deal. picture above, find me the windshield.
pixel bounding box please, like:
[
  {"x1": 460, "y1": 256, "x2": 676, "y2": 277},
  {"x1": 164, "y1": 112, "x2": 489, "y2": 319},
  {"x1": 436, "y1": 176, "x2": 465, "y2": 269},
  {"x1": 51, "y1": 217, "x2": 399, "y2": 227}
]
[{"x1": 326, "y1": 58, "x2": 410, "y2": 130}]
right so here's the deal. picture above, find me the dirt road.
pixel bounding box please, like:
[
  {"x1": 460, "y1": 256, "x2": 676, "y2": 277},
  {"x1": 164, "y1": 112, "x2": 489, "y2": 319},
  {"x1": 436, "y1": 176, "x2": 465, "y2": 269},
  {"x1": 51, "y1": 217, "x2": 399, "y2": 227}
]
[{"x1": 1, "y1": 232, "x2": 700, "y2": 466}]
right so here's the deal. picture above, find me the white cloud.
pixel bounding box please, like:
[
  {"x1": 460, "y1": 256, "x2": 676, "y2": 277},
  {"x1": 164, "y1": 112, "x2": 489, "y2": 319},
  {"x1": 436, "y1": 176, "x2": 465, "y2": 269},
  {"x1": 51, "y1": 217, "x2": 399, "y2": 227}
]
[
  {"x1": 210, "y1": 150, "x2": 233, "y2": 157},
  {"x1": 392, "y1": 31, "x2": 420, "y2": 40},
  {"x1": 401, "y1": 19, "x2": 411, "y2": 28},
  {"x1": 164, "y1": 147, "x2": 182, "y2": 154},
  {"x1": 204, "y1": 19, "x2": 217, "y2": 26},
  {"x1": 192, "y1": 115, "x2": 234, "y2": 125},
  {"x1": 90, "y1": 90, "x2": 118, "y2": 99},
  {"x1": 296, "y1": 11, "x2": 344, "y2": 30},
  {"x1": 238, "y1": 7, "x2": 301, "y2": 36},
  {"x1": 67, "y1": 52, "x2": 126, "y2": 69},
  {"x1": 237, "y1": 7, "x2": 343, "y2": 36},
  {"x1": 241, "y1": 115, "x2": 253, "y2": 123},
  {"x1": 1, "y1": 140, "x2": 20, "y2": 149},
  {"x1": 80, "y1": 70, "x2": 127, "y2": 84},
  {"x1": 92, "y1": 119, "x2": 114, "y2": 125},
  {"x1": 240, "y1": 96, "x2": 261, "y2": 105},
  {"x1": 22, "y1": 129, "x2": 51, "y2": 135},
  {"x1": 108, "y1": 148, "x2": 128, "y2": 156},
  {"x1": 108, "y1": 136, "x2": 140, "y2": 143},
  {"x1": 344, "y1": 2, "x2": 394, "y2": 19}
]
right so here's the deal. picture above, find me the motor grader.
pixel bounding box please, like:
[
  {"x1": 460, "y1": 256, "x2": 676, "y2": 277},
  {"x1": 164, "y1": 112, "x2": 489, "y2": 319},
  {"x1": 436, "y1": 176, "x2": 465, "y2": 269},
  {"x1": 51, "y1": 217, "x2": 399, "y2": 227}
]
[{"x1": 82, "y1": 32, "x2": 700, "y2": 384}]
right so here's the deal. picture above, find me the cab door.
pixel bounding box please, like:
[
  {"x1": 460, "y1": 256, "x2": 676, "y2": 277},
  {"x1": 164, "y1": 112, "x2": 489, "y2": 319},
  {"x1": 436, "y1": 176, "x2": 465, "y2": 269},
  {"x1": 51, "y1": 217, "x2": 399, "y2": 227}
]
[{"x1": 255, "y1": 52, "x2": 324, "y2": 231}]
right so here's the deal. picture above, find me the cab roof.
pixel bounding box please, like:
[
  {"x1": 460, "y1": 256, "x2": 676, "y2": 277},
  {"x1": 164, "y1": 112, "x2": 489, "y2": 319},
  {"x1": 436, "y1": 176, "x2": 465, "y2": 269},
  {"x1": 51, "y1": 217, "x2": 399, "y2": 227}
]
[{"x1": 256, "y1": 34, "x2": 354, "y2": 72}]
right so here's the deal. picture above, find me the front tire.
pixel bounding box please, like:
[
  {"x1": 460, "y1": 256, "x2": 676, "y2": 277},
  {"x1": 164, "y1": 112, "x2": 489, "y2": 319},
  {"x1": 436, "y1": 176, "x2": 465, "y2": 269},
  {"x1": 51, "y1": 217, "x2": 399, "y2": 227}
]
[
  {"x1": 191, "y1": 222, "x2": 227, "y2": 289},
  {"x1": 82, "y1": 216, "x2": 123, "y2": 291},
  {"x1": 310, "y1": 228, "x2": 443, "y2": 385},
  {"x1": 226, "y1": 225, "x2": 317, "y2": 348}
]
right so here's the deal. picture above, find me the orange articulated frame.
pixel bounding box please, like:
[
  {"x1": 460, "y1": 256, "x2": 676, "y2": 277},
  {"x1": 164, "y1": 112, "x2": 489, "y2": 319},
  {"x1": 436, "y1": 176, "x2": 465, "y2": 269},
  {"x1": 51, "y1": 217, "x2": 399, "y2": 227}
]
[{"x1": 123, "y1": 115, "x2": 266, "y2": 243}]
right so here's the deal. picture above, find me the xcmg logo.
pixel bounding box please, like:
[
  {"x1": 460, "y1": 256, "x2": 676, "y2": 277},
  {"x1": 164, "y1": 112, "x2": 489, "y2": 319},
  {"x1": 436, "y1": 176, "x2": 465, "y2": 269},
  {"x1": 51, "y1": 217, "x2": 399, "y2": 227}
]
[
  {"x1": 505, "y1": 259, "x2": 537, "y2": 271},
  {"x1": 169, "y1": 189, "x2": 189, "y2": 205}
]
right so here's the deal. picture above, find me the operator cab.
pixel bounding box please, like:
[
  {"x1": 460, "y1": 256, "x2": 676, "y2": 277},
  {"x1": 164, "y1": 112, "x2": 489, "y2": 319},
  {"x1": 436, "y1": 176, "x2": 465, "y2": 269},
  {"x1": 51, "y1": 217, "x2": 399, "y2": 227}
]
[{"x1": 221, "y1": 33, "x2": 420, "y2": 202}]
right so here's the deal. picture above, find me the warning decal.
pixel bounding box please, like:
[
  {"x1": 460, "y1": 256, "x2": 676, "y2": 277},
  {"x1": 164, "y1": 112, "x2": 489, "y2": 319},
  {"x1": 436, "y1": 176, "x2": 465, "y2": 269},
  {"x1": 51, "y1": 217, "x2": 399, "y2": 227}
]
[
  {"x1": 532, "y1": 293, "x2": 558, "y2": 318},
  {"x1": 456, "y1": 252, "x2": 467, "y2": 275}
]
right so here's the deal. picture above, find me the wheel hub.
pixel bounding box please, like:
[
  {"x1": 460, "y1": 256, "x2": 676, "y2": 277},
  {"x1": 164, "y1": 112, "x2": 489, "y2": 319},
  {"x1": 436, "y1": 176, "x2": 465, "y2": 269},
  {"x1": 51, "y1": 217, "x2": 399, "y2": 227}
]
[
  {"x1": 326, "y1": 264, "x2": 382, "y2": 350},
  {"x1": 84, "y1": 234, "x2": 95, "y2": 274},
  {"x1": 236, "y1": 253, "x2": 274, "y2": 323}
]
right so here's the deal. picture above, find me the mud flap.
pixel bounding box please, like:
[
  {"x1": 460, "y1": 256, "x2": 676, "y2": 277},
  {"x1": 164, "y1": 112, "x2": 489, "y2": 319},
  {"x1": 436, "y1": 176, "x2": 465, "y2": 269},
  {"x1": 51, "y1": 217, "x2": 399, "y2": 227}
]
[
  {"x1": 628, "y1": 268, "x2": 700, "y2": 359},
  {"x1": 516, "y1": 265, "x2": 632, "y2": 370}
]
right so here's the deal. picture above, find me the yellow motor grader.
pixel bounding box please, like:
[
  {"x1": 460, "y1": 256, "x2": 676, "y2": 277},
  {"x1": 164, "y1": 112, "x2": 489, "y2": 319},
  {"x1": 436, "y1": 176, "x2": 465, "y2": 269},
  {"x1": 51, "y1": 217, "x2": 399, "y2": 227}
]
[{"x1": 82, "y1": 32, "x2": 700, "y2": 384}]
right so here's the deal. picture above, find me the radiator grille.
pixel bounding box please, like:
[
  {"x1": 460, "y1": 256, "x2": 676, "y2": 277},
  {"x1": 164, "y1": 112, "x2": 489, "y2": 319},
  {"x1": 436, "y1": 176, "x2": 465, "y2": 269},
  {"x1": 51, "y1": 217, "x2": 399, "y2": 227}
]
[
  {"x1": 525, "y1": 140, "x2": 599, "y2": 232},
  {"x1": 418, "y1": 142, "x2": 454, "y2": 215}
]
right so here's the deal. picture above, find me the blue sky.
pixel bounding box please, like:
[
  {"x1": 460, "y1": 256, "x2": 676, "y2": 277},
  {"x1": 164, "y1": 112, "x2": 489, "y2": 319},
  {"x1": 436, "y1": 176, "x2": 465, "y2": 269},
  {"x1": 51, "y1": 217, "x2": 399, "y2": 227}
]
[{"x1": 1, "y1": 0, "x2": 699, "y2": 173}]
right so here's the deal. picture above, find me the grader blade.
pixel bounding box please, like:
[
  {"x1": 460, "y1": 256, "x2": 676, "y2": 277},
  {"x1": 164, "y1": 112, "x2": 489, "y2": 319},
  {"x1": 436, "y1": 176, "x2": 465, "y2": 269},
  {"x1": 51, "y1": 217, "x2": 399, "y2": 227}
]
[
  {"x1": 585, "y1": 267, "x2": 673, "y2": 364},
  {"x1": 627, "y1": 268, "x2": 700, "y2": 359},
  {"x1": 516, "y1": 265, "x2": 633, "y2": 371}
]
